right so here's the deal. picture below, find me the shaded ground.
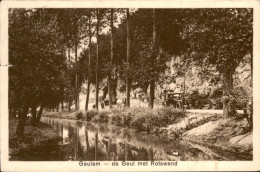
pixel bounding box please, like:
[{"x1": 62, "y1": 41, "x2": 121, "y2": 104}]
[
  {"x1": 9, "y1": 118, "x2": 62, "y2": 160},
  {"x1": 182, "y1": 117, "x2": 252, "y2": 160}
]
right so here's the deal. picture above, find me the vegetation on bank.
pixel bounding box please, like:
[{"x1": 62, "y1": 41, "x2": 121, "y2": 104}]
[
  {"x1": 43, "y1": 107, "x2": 186, "y2": 133},
  {"x1": 41, "y1": 107, "x2": 253, "y2": 160}
]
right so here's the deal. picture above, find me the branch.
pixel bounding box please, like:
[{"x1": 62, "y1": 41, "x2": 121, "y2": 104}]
[
  {"x1": 243, "y1": 73, "x2": 251, "y2": 82},
  {"x1": 239, "y1": 68, "x2": 251, "y2": 74}
]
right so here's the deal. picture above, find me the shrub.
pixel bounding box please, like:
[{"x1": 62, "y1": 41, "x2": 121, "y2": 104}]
[
  {"x1": 85, "y1": 110, "x2": 98, "y2": 121},
  {"x1": 127, "y1": 107, "x2": 186, "y2": 132},
  {"x1": 221, "y1": 87, "x2": 252, "y2": 117},
  {"x1": 110, "y1": 113, "x2": 122, "y2": 126},
  {"x1": 122, "y1": 113, "x2": 132, "y2": 127},
  {"x1": 110, "y1": 111, "x2": 133, "y2": 127},
  {"x1": 187, "y1": 90, "x2": 211, "y2": 109},
  {"x1": 211, "y1": 97, "x2": 223, "y2": 109},
  {"x1": 92, "y1": 111, "x2": 110, "y2": 123},
  {"x1": 131, "y1": 114, "x2": 146, "y2": 131},
  {"x1": 158, "y1": 107, "x2": 185, "y2": 124},
  {"x1": 84, "y1": 107, "x2": 186, "y2": 134},
  {"x1": 75, "y1": 111, "x2": 83, "y2": 120}
]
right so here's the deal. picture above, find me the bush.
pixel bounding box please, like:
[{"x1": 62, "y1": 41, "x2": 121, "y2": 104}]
[
  {"x1": 146, "y1": 107, "x2": 185, "y2": 131},
  {"x1": 211, "y1": 97, "x2": 223, "y2": 109},
  {"x1": 85, "y1": 107, "x2": 186, "y2": 133},
  {"x1": 75, "y1": 111, "x2": 83, "y2": 120},
  {"x1": 187, "y1": 90, "x2": 211, "y2": 109},
  {"x1": 92, "y1": 111, "x2": 110, "y2": 123},
  {"x1": 221, "y1": 87, "x2": 252, "y2": 117},
  {"x1": 122, "y1": 113, "x2": 132, "y2": 127},
  {"x1": 157, "y1": 107, "x2": 185, "y2": 123},
  {"x1": 131, "y1": 114, "x2": 147, "y2": 131},
  {"x1": 109, "y1": 111, "x2": 133, "y2": 127},
  {"x1": 110, "y1": 113, "x2": 122, "y2": 126},
  {"x1": 129, "y1": 107, "x2": 186, "y2": 132},
  {"x1": 85, "y1": 110, "x2": 98, "y2": 121}
]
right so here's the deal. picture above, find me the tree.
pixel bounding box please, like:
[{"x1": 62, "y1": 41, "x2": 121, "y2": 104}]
[
  {"x1": 55, "y1": 9, "x2": 76, "y2": 112},
  {"x1": 126, "y1": 9, "x2": 171, "y2": 105},
  {"x1": 148, "y1": 9, "x2": 157, "y2": 109},
  {"x1": 64, "y1": 9, "x2": 88, "y2": 111},
  {"x1": 95, "y1": 9, "x2": 100, "y2": 111},
  {"x1": 9, "y1": 9, "x2": 69, "y2": 134},
  {"x1": 126, "y1": 8, "x2": 131, "y2": 107},
  {"x1": 85, "y1": 10, "x2": 95, "y2": 112},
  {"x1": 127, "y1": 9, "x2": 154, "y2": 99},
  {"x1": 78, "y1": 9, "x2": 109, "y2": 111},
  {"x1": 108, "y1": 8, "x2": 114, "y2": 109},
  {"x1": 180, "y1": 9, "x2": 253, "y2": 117}
]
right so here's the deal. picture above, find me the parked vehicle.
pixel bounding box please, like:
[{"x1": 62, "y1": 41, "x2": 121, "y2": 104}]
[{"x1": 162, "y1": 90, "x2": 189, "y2": 110}]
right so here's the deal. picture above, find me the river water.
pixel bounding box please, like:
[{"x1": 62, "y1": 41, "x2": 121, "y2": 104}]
[{"x1": 41, "y1": 117, "x2": 225, "y2": 161}]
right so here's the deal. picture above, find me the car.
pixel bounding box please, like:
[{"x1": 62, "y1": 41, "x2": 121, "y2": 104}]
[{"x1": 162, "y1": 90, "x2": 188, "y2": 110}]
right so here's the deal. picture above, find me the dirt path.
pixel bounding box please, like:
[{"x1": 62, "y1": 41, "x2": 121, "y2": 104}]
[{"x1": 187, "y1": 109, "x2": 243, "y2": 114}]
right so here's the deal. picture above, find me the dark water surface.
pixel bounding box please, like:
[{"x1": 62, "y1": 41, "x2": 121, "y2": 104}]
[{"x1": 41, "y1": 117, "x2": 224, "y2": 161}]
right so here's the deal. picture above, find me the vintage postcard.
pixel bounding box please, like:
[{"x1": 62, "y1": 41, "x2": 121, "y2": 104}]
[{"x1": 1, "y1": 0, "x2": 260, "y2": 171}]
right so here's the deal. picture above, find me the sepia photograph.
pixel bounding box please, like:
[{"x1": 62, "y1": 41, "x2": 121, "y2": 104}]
[{"x1": 1, "y1": 0, "x2": 260, "y2": 171}]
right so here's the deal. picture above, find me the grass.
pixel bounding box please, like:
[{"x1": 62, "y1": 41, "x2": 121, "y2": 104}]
[
  {"x1": 9, "y1": 118, "x2": 61, "y2": 160},
  {"x1": 42, "y1": 107, "x2": 186, "y2": 134},
  {"x1": 88, "y1": 107, "x2": 186, "y2": 133}
]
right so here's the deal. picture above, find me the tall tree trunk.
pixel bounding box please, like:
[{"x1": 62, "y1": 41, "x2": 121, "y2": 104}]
[
  {"x1": 85, "y1": 130, "x2": 90, "y2": 151},
  {"x1": 75, "y1": 22, "x2": 79, "y2": 111},
  {"x1": 30, "y1": 105, "x2": 37, "y2": 126},
  {"x1": 16, "y1": 105, "x2": 28, "y2": 136},
  {"x1": 95, "y1": 132, "x2": 98, "y2": 160},
  {"x1": 223, "y1": 66, "x2": 234, "y2": 118},
  {"x1": 108, "y1": 9, "x2": 114, "y2": 109},
  {"x1": 250, "y1": 53, "x2": 253, "y2": 87},
  {"x1": 149, "y1": 9, "x2": 156, "y2": 109},
  {"x1": 61, "y1": 101, "x2": 64, "y2": 111},
  {"x1": 68, "y1": 48, "x2": 71, "y2": 113},
  {"x1": 126, "y1": 8, "x2": 131, "y2": 107},
  {"x1": 96, "y1": 9, "x2": 99, "y2": 111},
  {"x1": 85, "y1": 16, "x2": 92, "y2": 112},
  {"x1": 61, "y1": 87, "x2": 64, "y2": 111},
  {"x1": 112, "y1": 73, "x2": 118, "y2": 104},
  {"x1": 85, "y1": 49, "x2": 91, "y2": 112},
  {"x1": 182, "y1": 73, "x2": 186, "y2": 112},
  {"x1": 36, "y1": 103, "x2": 45, "y2": 123}
]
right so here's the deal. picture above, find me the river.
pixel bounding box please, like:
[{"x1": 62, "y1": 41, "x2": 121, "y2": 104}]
[{"x1": 41, "y1": 117, "x2": 225, "y2": 161}]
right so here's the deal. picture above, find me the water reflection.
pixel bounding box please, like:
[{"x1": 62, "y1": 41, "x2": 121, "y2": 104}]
[{"x1": 41, "y1": 117, "x2": 223, "y2": 161}]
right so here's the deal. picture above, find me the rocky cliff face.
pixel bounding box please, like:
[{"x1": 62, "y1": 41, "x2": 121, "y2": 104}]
[{"x1": 76, "y1": 54, "x2": 252, "y2": 110}]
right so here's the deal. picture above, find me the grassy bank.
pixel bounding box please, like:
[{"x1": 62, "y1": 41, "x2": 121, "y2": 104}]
[
  {"x1": 41, "y1": 108, "x2": 253, "y2": 160},
  {"x1": 9, "y1": 118, "x2": 62, "y2": 160},
  {"x1": 42, "y1": 107, "x2": 186, "y2": 134}
]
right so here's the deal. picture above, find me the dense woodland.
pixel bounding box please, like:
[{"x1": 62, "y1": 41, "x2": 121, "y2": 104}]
[{"x1": 9, "y1": 8, "x2": 253, "y2": 136}]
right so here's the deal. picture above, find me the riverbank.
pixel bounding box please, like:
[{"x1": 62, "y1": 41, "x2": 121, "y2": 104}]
[
  {"x1": 157, "y1": 110, "x2": 252, "y2": 160},
  {"x1": 42, "y1": 107, "x2": 186, "y2": 138},
  {"x1": 182, "y1": 117, "x2": 253, "y2": 160},
  {"x1": 42, "y1": 108, "x2": 252, "y2": 160},
  {"x1": 9, "y1": 118, "x2": 62, "y2": 160}
]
